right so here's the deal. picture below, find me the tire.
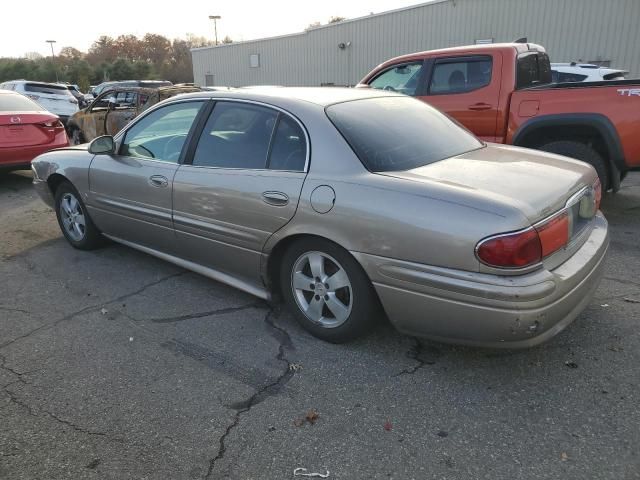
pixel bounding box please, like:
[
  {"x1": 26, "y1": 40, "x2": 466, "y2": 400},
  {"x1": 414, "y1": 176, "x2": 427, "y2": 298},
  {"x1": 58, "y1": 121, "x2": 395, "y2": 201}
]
[
  {"x1": 54, "y1": 181, "x2": 103, "y2": 250},
  {"x1": 69, "y1": 127, "x2": 85, "y2": 145},
  {"x1": 280, "y1": 238, "x2": 381, "y2": 343},
  {"x1": 538, "y1": 140, "x2": 609, "y2": 190}
]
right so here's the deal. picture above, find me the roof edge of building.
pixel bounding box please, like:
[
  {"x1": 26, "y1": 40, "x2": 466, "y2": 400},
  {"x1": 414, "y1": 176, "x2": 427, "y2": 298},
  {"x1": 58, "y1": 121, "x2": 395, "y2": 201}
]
[{"x1": 190, "y1": 0, "x2": 449, "y2": 53}]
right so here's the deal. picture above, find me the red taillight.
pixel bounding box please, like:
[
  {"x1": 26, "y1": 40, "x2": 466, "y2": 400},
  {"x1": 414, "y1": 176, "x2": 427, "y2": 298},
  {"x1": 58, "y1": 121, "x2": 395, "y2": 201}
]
[
  {"x1": 38, "y1": 120, "x2": 65, "y2": 131},
  {"x1": 593, "y1": 179, "x2": 602, "y2": 211},
  {"x1": 476, "y1": 228, "x2": 542, "y2": 268},
  {"x1": 535, "y1": 211, "x2": 569, "y2": 257}
]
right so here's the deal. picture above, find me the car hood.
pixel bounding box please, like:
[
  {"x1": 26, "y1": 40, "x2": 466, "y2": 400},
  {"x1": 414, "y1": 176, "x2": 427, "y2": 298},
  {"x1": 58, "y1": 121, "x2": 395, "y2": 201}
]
[{"x1": 380, "y1": 143, "x2": 597, "y2": 223}]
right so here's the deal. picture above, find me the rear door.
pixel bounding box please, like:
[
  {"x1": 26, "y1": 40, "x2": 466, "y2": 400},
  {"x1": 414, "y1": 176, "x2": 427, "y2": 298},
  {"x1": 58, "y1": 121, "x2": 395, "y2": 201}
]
[
  {"x1": 172, "y1": 100, "x2": 308, "y2": 287},
  {"x1": 88, "y1": 100, "x2": 205, "y2": 253},
  {"x1": 417, "y1": 54, "x2": 502, "y2": 142}
]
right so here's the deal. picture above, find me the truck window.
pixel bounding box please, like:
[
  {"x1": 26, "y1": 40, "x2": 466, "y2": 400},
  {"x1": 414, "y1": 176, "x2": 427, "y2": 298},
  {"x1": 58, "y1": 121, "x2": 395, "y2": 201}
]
[
  {"x1": 517, "y1": 52, "x2": 552, "y2": 89},
  {"x1": 368, "y1": 62, "x2": 424, "y2": 96},
  {"x1": 429, "y1": 56, "x2": 492, "y2": 94}
]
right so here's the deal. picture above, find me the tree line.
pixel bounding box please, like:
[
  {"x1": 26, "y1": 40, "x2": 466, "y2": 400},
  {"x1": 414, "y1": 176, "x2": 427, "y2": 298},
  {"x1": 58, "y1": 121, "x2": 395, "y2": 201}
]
[{"x1": 0, "y1": 33, "x2": 222, "y2": 92}]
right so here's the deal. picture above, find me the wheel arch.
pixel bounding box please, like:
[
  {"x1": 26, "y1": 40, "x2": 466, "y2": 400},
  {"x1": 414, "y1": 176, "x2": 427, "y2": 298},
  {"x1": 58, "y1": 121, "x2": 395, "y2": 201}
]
[
  {"x1": 47, "y1": 173, "x2": 70, "y2": 196},
  {"x1": 512, "y1": 113, "x2": 625, "y2": 189},
  {"x1": 264, "y1": 233, "x2": 375, "y2": 300}
]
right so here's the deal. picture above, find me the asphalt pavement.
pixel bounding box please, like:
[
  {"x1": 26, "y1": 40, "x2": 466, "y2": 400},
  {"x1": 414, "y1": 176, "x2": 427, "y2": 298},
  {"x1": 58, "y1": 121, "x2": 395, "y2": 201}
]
[{"x1": 0, "y1": 170, "x2": 638, "y2": 479}]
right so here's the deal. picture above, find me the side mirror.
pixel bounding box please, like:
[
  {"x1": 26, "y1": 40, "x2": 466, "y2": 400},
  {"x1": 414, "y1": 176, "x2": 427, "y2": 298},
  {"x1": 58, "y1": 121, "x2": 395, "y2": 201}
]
[{"x1": 88, "y1": 135, "x2": 115, "y2": 155}]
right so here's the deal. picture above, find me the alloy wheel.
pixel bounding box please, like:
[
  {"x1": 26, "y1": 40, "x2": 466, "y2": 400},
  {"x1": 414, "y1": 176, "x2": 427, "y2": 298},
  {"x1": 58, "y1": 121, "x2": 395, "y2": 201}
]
[{"x1": 291, "y1": 251, "x2": 353, "y2": 328}]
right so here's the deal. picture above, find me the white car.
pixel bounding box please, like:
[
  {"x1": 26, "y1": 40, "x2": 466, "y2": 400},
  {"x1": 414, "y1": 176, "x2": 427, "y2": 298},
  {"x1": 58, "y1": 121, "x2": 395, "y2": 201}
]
[
  {"x1": 0, "y1": 80, "x2": 79, "y2": 123},
  {"x1": 551, "y1": 63, "x2": 628, "y2": 83}
]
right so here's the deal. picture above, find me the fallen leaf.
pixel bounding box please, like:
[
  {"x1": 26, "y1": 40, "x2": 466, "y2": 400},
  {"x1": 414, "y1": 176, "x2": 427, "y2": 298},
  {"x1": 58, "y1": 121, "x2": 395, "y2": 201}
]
[
  {"x1": 565, "y1": 361, "x2": 578, "y2": 369},
  {"x1": 100, "y1": 308, "x2": 108, "y2": 315},
  {"x1": 623, "y1": 297, "x2": 640, "y2": 304},
  {"x1": 305, "y1": 409, "x2": 319, "y2": 425},
  {"x1": 561, "y1": 452, "x2": 569, "y2": 461},
  {"x1": 437, "y1": 430, "x2": 449, "y2": 438},
  {"x1": 608, "y1": 345, "x2": 623, "y2": 352},
  {"x1": 289, "y1": 363, "x2": 303, "y2": 372},
  {"x1": 383, "y1": 420, "x2": 392, "y2": 431}
]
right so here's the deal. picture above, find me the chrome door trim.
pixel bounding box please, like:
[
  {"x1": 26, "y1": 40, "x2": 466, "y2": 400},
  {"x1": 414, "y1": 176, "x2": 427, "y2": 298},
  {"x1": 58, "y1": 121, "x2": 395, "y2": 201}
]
[{"x1": 103, "y1": 234, "x2": 271, "y2": 300}]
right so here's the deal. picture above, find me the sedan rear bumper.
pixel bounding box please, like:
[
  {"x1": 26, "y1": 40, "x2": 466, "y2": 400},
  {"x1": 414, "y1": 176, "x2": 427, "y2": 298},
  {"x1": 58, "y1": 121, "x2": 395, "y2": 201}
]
[
  {"x1": 0, "y1": 140, "x2": 69, "y2": 170},
  {"x1": 354, "y1": 213, "x2": 608, "y2": 348}
]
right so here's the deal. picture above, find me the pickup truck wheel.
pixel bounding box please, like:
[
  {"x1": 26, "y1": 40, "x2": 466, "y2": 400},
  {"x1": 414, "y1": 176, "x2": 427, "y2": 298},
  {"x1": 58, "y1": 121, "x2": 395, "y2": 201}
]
[{"x1": 539, "y1": 141, "x2": 609, "y2": 190}]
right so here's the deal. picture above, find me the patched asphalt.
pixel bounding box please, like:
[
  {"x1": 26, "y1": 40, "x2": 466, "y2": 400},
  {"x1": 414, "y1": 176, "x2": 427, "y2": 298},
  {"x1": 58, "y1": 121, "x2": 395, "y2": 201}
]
[{"x1": 1, "y1": 171, "x2": 639, "y2": 479}]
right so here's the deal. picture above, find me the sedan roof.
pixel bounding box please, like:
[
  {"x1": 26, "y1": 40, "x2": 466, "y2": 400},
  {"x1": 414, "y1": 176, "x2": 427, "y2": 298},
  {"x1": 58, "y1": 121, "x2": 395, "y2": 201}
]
[{"x1": 178, "y1": 86, "x2": 402, "y2": 107}]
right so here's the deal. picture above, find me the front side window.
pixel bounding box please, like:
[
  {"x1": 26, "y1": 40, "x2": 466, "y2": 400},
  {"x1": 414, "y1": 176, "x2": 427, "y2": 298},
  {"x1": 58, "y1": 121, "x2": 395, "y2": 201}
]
[
  {"x1": 193, "y1": 102, "x2": 278, "y2": 169},
  {"x1": 326, "y1": 96, "x2": 483, "y2": 172},
  {"x1": 120, "y1": 101, "x2": 204, "y2": 162},
  {"x1": 429, "y1": 57, "x2": 492, "y2": 94},
  {"x1": 369, "y1": 62, "x2": 424, "y2": 96}
]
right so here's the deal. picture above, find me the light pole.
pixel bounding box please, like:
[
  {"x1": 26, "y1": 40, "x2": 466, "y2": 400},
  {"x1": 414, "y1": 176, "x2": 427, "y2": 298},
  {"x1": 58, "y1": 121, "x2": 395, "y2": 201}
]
[
  {"x1": 209, "y1": 15, "x2": 221, "y2": 45},
  {"x1": 46, "y1": 40, "x2": 59, "y2": 83}
]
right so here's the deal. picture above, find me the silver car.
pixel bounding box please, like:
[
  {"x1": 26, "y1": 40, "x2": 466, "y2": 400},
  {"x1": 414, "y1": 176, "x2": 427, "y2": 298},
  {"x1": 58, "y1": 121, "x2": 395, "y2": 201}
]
[{"x1": 31, "y1": 88, "x2": 608, "y2": 347}]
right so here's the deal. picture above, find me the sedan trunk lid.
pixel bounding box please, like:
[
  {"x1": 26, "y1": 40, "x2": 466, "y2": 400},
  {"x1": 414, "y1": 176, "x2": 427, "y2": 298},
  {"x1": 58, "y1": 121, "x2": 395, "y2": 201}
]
[{"x1": 380, "y1": 143, "x2": 598, "y2": 223}]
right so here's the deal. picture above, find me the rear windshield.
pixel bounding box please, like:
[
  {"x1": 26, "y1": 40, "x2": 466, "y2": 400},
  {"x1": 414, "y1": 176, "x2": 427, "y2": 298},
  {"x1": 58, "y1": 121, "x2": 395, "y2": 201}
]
[
  {"x1": 326, "y1": 96, "x2": 483, "y2": 172},
  {"x1": 517, "y1": 52, "x2": 552, "y2": 89},
  {"x1": 24, "y1": 83, "x2": 74, "y2": 97},
  {"x1": 0, "y1": 93, "x2": 43, "y2": 112}
]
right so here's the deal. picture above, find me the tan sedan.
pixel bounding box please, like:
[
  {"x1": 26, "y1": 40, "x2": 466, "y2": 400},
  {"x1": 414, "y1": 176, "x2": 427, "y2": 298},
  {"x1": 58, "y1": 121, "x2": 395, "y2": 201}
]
[{"x1": 31, "y1": 88, "x2": 608, "y2": 347}]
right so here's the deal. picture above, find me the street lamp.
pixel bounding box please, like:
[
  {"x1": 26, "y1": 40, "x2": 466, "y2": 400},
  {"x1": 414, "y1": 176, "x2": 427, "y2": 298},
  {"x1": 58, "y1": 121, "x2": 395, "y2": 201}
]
[
  {"x1": 209, "y1": 15, "x2": 221, "y2": 45},
  {"x1": 46, "y1": 40, "x2": 59, "y2": 83}
]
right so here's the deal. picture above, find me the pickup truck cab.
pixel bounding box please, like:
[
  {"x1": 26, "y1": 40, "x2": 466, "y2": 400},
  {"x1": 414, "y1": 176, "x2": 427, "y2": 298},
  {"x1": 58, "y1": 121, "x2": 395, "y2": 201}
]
[{"x1": 359, "y1": 43, "x2": 640, "y2": 191}]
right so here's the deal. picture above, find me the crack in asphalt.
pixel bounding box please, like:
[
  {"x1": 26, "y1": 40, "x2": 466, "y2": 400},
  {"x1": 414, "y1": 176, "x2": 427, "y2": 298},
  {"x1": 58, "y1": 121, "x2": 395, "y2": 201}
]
[
  {"x1": 2, "y1": 380, "x2": 112, "y2": 438},
  {"x1": 394, "y1": 337, "x2": 439, "y2": 376},
  {"x1": 147, "y1": 302, "x2": 263, "y2": 324},
  {"x1": 204, "y1": 306, "x2": 295, "y2": 480},
  {"x1": 0, "y1": 271, "x2": 186, "y2": 350}
]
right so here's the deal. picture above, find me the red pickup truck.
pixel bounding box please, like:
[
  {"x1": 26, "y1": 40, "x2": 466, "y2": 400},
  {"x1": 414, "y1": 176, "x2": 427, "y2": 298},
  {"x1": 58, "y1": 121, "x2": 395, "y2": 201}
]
[{"x1": 359, "y1": 43, "x2": 640, "y2": 191}]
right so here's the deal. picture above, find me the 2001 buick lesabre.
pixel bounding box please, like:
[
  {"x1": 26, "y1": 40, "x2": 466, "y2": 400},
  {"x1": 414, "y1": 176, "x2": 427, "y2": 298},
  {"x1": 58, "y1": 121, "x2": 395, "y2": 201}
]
[{"x1": 31, "y1": 88, "x2": 608, "y2": 347}]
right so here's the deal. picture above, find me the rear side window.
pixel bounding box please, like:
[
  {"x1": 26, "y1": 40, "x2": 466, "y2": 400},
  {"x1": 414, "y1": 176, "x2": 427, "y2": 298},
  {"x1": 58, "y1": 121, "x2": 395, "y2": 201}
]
[
  {"x1": 193, "y1": 102, "x2": 278, "y2": 169},
  {"x1": 0, "y1": 93, "x2": 43, "y2": 112},
  {"x1": 517, "y1": 52, "x2": 552, "y2": 89},
  {"x1": 429, "y1": 56, "x2": 492, "y2": 94},
  {"x1": 24, "y1": 83, "x2": 74, "y2": 97},
  {"x1": 267, "y1": 115, "x2": 306, "y2": 171},
  {"x1": 326, "y1": 96, "x2": 483, "y2": 172},
  {"x1": 369, "y1": 62, "x2": 424, "y2": 96}
]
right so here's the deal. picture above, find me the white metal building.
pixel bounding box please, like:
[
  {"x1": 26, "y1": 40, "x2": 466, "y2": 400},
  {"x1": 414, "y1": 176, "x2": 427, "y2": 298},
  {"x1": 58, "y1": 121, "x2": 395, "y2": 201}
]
[{"x1": 191, "y1": 0, "x2": 640, "y2": 87}]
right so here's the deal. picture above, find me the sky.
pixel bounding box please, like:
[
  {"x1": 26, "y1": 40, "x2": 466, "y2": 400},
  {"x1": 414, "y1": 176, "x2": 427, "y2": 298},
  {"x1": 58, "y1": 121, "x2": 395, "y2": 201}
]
[{"x1": 0, "y1": 0, "x2": 425, "y2": 58}]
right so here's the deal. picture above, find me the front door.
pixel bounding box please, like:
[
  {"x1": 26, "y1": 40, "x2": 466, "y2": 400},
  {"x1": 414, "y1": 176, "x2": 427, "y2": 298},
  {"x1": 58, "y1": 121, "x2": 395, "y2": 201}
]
[
  {"x1": 87, "y1": 100, "x2": 206, "y2": 253},
  {"x1": 417, "y1": 53, "x2": 502, "y2": 142},
  {"x1": 172, "y1": 100, "x2": 308, "y2": 287}
]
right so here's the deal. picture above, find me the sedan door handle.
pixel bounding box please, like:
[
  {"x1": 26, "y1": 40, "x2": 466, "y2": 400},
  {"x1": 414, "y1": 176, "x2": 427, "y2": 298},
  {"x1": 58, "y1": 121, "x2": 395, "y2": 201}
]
[
  {"x1": 468, "y1": 103, "x2": 492, "y2": 111},
  {"x1": 262, "y1": 191, "x2": 289, "y2": 206},
  {"x1": 149, "y1": 175, "x2": 169, "y2": 188}
]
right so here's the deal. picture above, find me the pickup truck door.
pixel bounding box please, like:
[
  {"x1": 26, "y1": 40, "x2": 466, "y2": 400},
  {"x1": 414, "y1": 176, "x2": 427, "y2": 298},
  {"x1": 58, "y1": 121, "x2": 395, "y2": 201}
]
[{"x1": 417, "y1": 53, "x2": 502, "y2": 142}]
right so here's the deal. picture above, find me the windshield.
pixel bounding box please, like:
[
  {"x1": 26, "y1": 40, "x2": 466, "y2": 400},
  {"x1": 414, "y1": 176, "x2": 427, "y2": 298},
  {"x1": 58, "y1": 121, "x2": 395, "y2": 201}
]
[{"x1": 326, "y1": 96, "x2": 483, "y2": 172}]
